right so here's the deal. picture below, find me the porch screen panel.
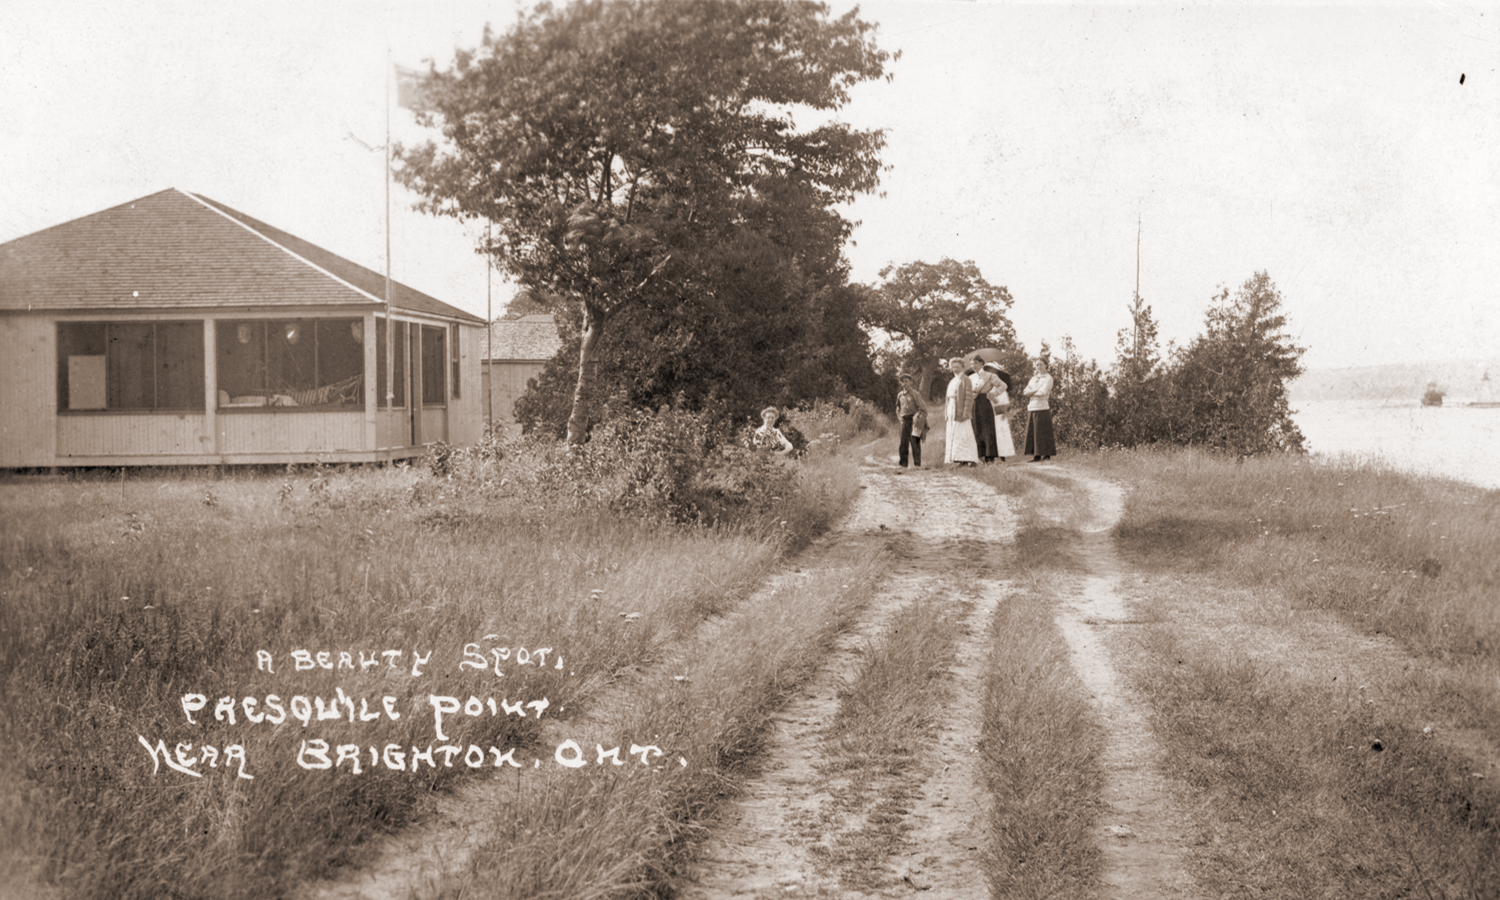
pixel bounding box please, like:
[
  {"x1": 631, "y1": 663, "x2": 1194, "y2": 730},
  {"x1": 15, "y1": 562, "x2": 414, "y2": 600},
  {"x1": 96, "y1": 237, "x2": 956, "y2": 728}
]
[
  {"x1": 267, "y1": 321, "x2": 317, "y2": 395},
  {"x1": 56, "y1": 322, "x2": 105, "y2": 410},
  {"x1": 218, "y1": 319, "x2": 363, "y2": 408},
  {"x1": 450, "y1": 323, "x2": 460, "y2": 399},
  {"x1": 57, "y1": 321, "x2": 204, "y2": 411},
  {"x1": 316, "y1": 320, "x2": 363, "y2": 388},
  {"x1": 216, "y1": 322, "x2": 267, "y2": 398},
  {"x1": 107, "y1": 323, "x2": 153, "y2": 409},
  {"x1": 158, "y1": 322, "x2": 205, "y2": 409},
  {"x1": 421, "y1": 325, "x2": 446, "y2": 406}
]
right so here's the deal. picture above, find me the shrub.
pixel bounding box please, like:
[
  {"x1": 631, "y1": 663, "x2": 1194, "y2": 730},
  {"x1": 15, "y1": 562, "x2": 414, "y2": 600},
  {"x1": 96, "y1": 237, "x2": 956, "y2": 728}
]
[{"x1": 425, "y1": 403, "x2": 802, "y2": 526}]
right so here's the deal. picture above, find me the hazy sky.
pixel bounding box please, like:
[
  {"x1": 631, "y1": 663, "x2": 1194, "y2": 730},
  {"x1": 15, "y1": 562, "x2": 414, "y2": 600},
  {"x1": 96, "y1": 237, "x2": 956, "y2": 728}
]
[{"x1": 3, "y1": 1, "x2": 1496, "y2": 370}]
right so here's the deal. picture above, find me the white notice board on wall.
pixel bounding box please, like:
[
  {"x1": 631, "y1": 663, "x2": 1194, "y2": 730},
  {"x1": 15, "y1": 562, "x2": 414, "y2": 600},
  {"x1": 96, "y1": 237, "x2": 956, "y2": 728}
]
[{"x1": 68, "y1": 355, "x2": 106, "y2": 409}]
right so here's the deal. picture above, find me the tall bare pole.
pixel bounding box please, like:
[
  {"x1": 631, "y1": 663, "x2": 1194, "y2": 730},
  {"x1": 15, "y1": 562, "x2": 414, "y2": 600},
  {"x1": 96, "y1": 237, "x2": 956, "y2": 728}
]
[
  {"x1": 384, "y1": 51, "x2": 394, "y2": 416},
  {"x1": 485, "y1": 222, "x2": 493, "y2": 431},
  {"x1": 1133, "y1": 209, "x2": 1142, "y2": 362}
]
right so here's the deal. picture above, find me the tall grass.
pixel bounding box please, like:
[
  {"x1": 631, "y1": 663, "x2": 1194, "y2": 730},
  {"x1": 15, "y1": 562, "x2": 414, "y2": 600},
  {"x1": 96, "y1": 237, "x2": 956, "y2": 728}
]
[
  {"x1": 1073, "y1": 445, "x2": 1500, "y2": 898},
  {"x1": 1120, "y1": 624, "x2": 1500, "y2": 898},
  {"x1": 0, "y1": 414, "x2": 871, "y2": 900},
  {"x1": 1084, "y1": 446, "x2": 1500, "y2": 666}
]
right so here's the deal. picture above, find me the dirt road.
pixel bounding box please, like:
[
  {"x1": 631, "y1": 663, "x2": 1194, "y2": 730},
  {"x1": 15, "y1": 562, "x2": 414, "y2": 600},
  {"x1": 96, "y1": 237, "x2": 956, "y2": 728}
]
[
  {"x1": 301, "y1": 456, "x2": 1184, "y2": 899},
  {"x1": 304, "y1": 451, "x2": 1494, "y2": 898},
  {"x1": 683, "y1": 457, "x2": 1196, "y2": 899}
]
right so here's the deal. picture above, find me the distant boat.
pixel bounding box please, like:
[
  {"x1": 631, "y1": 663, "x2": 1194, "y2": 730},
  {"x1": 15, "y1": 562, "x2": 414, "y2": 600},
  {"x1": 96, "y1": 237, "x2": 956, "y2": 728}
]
[
  {"x1": 1421, "y1": 382, "x2": 1444, "y2": 407},
  {"x1": 1472, "y1": 370, "x2": 1500, "y2": 408}
]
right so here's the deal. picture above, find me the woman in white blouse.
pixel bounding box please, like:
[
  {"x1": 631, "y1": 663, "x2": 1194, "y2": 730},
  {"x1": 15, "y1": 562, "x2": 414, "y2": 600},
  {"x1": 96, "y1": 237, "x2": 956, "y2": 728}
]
[
  {"x1": 1021, "y1": 357, "x2": 1057, "y2": 462},
  {"x1": 943, "y1": 357, "x2": 980, "y2": 466}
]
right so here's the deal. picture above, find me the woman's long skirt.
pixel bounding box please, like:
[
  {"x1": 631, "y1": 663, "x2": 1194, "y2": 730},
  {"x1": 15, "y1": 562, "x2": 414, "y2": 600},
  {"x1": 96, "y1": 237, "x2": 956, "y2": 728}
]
[
  {"x1": 1023, "y1": 408, "x2": 1057, "y2": 458},
  {"x1": 971, "y1": 395, "x2": 998, "y2": 460},
  {"x1": 994, "y1": 412, "x2": 1017, "y2": 458},
  {"x1": 945, "y1": 399, "x2": 979, "y2": 464}
]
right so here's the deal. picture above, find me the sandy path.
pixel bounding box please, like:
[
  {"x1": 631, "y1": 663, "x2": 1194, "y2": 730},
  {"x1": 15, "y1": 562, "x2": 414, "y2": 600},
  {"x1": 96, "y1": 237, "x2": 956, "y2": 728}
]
[
  {"x1": 298, "y1": 454, "x2": 1016, "y2": 900},
  {"x1": 1021, "y1": 462, "x2": 1500, "y2": 897},
  {"x1": 683, "y1": 457, "x2": 1016, "y2": 899}
]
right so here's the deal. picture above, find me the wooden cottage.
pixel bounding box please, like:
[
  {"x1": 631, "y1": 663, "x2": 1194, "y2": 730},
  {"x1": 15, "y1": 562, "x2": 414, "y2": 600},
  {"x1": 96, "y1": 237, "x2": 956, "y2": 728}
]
[
  {"x1": 482, "y1": 314, "x2": 563, "y2": 431},
  {"x1": 0, "y1": 189, "x2": 485, "y2": 467}
]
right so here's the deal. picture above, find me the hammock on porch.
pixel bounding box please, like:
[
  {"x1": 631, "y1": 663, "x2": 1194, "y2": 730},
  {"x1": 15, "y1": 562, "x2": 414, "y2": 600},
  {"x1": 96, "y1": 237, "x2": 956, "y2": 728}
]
[{"x1": 285, "y1": 375, "x2": 363, "y2": 407}]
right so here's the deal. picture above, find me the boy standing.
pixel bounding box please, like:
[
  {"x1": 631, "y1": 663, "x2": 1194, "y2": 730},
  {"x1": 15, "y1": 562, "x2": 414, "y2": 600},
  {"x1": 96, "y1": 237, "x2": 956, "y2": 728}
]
[{"x1": 896, "y1": 374, "x2": 925, "y2": 468}]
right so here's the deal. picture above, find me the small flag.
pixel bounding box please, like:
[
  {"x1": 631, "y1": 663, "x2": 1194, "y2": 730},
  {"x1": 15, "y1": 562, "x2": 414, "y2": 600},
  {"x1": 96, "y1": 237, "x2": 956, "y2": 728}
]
[{"x1": 394, "y1": 65, "x2": 425, "y2": 110}]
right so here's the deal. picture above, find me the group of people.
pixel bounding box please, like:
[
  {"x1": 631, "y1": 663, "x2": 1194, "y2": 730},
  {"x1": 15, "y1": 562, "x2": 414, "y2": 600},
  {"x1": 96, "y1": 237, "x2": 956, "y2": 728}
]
[
  {"x1": 748, "y1": 355, "x2": 1058, "y2": 469},
  {"x1": 896, "y1": 356, "x2": 1056, "y2": 469}
]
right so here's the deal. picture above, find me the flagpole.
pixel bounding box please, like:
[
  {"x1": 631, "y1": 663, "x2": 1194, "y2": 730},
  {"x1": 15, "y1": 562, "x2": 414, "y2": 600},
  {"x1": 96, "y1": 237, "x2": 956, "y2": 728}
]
[
  {"x1": 384, "y1": 51, "x2": 394, "y2": 421},
  {"x1": 485, "y1": 221, "x2": 493, "y2": 432},
  {"x1": 1134, "y1": 210, "x2": 1141, "y2": 362}
]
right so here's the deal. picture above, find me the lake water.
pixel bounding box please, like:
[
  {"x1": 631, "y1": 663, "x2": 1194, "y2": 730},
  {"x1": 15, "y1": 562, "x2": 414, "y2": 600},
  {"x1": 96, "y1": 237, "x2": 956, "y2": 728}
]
[{"x1": 1291, "y1": 399, "x2": 1500, "y2": 490}]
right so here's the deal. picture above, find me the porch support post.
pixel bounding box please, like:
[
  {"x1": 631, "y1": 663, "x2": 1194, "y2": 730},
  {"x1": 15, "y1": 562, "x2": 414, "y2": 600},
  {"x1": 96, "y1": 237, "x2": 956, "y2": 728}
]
[{"x1": 203, "y1": 318, "x2": 219, "y2": 459}]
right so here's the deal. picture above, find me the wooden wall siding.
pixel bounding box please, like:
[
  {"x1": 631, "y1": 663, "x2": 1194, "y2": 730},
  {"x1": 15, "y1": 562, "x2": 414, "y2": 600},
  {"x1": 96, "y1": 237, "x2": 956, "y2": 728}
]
[
  {"x1": 219, "y1": 412, "x2": 364, "y2": 455},
  {"x1": 448, "y1": 324, "x2": 483, "y2": 446},
  {"x1": 376, "y1": 410, "x2": 410, "y2": 450},
  {"x1": 484, "y1": 361, "x2": 545, "y2": 427},
  {"x1": 421, "y1": 408, "x2": 447, "y2": 445},
  {"x1": 0, "y1": 317, "x2": 57, "y2": 466},
  {"x1": 58, "y1": 414, "x2": 207, "y2": 458}
]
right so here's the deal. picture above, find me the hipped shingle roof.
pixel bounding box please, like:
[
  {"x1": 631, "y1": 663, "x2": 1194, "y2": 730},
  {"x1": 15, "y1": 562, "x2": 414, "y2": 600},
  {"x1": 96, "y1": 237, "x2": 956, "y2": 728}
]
[{"x1": 0, "y1": 188, "x2": 481, "y2": 323}]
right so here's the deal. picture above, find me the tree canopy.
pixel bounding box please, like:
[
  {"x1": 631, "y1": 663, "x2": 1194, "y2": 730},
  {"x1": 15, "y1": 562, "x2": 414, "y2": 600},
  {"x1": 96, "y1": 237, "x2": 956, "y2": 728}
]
[
  {"x1": 1169, "y1": 270, "x2": 1307, "y2": 454},
  {"x1": 858, "y1": 258, "x2": 1020, "y2": 400},
  {"x1": 395, "y1": 0, "x2": 893, "y2": 441}
]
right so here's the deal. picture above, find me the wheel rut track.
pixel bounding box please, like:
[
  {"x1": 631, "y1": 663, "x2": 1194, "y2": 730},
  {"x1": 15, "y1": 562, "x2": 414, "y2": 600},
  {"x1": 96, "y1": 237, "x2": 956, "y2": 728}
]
[{"x1": 684, "y1": 460, "x2": 1017, "y2": 899}]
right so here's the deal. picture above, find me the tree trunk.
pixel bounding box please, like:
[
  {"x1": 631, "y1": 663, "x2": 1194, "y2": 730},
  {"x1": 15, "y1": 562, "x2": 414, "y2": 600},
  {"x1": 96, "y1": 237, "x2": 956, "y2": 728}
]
[
  {"x1": 565, "y1": 306, "x2": 605, "y2": 445},
  {"x1": 916, "y1": 357, "x2": 940, "y2": 403}
]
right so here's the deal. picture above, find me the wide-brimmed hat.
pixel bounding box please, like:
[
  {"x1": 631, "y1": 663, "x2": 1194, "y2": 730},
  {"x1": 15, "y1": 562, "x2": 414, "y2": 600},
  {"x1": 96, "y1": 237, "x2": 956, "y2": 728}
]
[{"x1": 760, "y1": 405, "x2": 781, "y2": 419}]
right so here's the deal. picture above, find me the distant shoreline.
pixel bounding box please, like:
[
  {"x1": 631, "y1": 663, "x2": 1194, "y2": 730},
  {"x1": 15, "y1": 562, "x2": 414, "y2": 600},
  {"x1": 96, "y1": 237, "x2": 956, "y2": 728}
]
[
  {"x1": 1292, "y1": 357, "x2": 1500, "y2": 405},
  {"x1": 1290, "y1": 398, "x2": 1500, "y2": 490}
]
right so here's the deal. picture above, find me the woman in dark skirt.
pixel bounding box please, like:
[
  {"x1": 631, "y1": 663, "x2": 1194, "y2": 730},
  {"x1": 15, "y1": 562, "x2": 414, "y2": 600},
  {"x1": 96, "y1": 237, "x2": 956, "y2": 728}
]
[
  {"x1": 1021, "y1": 357, "x2": 1057, "y2": 461},
  {"x1": 968, "y1": 361, "x2": 1003, "y2": 462}
]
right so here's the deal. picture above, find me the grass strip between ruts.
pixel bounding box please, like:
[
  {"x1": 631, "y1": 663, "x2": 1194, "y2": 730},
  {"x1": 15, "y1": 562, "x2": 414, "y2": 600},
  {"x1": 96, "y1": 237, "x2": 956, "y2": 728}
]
[{"x1": 978, "y1": 542, "x2": 1107, "y2": 900}]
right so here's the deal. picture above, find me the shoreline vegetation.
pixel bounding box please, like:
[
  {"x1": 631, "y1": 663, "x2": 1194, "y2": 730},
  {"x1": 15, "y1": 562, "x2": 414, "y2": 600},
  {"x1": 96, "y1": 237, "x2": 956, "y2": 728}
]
[
  {"x1": 3, "y1": 409, "x2": 1498, "y2": 898},
  {"x1": 965, "y1": 447, "x2": 1499, "y2": 898}
]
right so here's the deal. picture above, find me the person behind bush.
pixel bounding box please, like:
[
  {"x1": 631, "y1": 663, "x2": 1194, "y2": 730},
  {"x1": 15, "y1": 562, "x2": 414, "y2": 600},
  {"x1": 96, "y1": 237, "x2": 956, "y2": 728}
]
[
  {"x1": 895, "y1": 373, "x2": 926, "y2": 468},
  {"x1": 752, "y1": 405, "x2": 806, "y2": 458}
]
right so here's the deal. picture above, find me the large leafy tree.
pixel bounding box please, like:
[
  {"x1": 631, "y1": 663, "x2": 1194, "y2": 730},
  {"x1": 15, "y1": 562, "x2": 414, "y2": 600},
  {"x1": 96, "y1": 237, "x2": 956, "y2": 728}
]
[
  {"x1": 858, "y1": 258, "x2": 1019, "y2": 401},
  {"x1": 1169, "y1": 270, "x2": 1307, "y2": 454},
  {"x1": 395, "y1": 0, "x2": 891, "y2": 443},
  {"x1": 513, "y1": 267, "x2": 880, "y2": 438}
]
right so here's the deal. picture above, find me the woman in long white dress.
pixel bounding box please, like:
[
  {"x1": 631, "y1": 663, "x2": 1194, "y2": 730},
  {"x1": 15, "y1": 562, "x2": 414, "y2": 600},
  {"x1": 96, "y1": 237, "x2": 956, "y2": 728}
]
[
  {"x1": 987, "y1": 365, "x2": 1018, "y2": 460},
  {"x1": 944, "y1": 357, "x2": 980, "y2": 466}
]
